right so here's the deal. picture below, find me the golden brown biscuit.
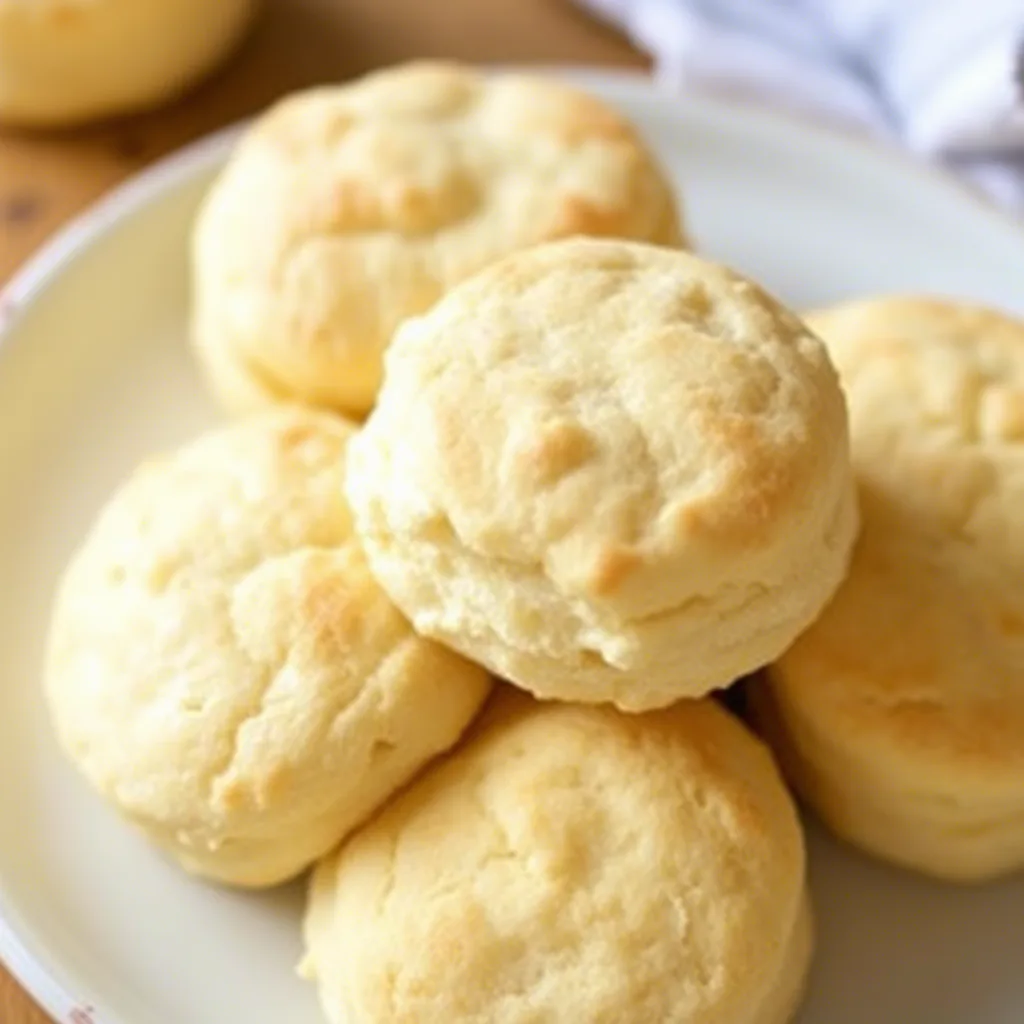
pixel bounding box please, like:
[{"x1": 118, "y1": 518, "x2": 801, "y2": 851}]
[
  {"x1": 347, "y1": 238, "x2": 857, "y2": 711},
  {"x1": 45, "y1": 409, "x2": 491, "y2": 887},
  {"x1": 0, "y1": 0, "x2": 255, "y2": 126},
  {"x1": 303, "y1": 690, "x2": 813, "y2": 1024},
  {"x1": 191, "y1": 62, "x2": 685, "y2": 417},
  {"x1": 764, "y1": 297, "x2": 1024, "y2": 881}
]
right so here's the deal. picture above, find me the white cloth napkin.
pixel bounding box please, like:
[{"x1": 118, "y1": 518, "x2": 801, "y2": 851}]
[{"x1": 580, "y1": 0, "x2": 1024, "y2": 209}]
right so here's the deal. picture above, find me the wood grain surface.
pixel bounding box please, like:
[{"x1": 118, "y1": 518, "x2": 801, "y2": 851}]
[{"x1": 0, "y1": 0, "x2": 641, "y2": 1020}]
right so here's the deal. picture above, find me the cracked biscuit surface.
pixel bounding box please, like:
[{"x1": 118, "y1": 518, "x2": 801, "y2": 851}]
[
  {"x1": 191, "y1": 62, "x2": 685, "y2": 417},
  {"x1": 763, "y1": 297, "x2": 1024, "y2": 881},
  {"x1": 303, "y1": 690, "x2": 813, "y2": 1024},
  {"x1": 44, "y1": 408, "x2": 491, "y2": 887},
  {"x1": 347, "y1": 238, "x2": 857, "y2": 710}
]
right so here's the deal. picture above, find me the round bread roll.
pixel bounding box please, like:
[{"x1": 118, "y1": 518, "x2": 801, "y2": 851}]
[
  {"x1": 0, "y1": 0, "x2": 255, "y2": 127},
  {"x1": 45, "y1": 409, "x2": 491, "y2": 888},
  {"x1": 763, "y1": 297, "x2": 1024, "y2": 881},
  {"x1": 346, "y1": 238, "x2": 858, "y2": 711},
  {"x1": 191, "y1": 62, "x2": 685, "y2": 418},
  {"x1": 303, "y1": 691, "x2": 813, "y2": 1024}
]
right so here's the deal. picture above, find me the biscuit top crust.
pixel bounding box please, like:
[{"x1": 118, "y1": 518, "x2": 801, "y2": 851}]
[
  {"x1": 305, "y1": 692, "x2": 806, "y2": 1023},
  {"x1": 46, "y1": 409, "x2": 489, "y2": 839},
  {"x1": 193, "y1": 63, "x2": 683, "y2": 409},
  {"x1": 351, "y1": 239, "x2": 849, "y2": 623}
]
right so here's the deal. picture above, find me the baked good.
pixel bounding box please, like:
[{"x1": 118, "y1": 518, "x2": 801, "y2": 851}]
[
  {"x1": 191, "y1": 62, "x2": 684, "y2": 417},
  {"x1": 0, "y1": 0, "x2": 255, "y2": 126},
  {"x1": 346, "y1": 238, "x2": 857, "y2": 710},
  {"x1": 44, "y1": 408, "x2": 491, "y2": 887},
  {"x1": 763, "y1": 297, "x2": 1024, "y2": 881},
  {"x1": 303, "y1": 690, "x2": 813, "y2": 1024}
]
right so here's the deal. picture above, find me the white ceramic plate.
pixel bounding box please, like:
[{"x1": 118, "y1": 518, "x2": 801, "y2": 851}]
[{"x1": 2, "y1": 69, "x2": 1024, "y2": 1024}]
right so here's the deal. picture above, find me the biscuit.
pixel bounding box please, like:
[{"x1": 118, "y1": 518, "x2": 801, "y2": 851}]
[
  {"x1": 346, "y1": 238, "x2": 857, "y2": 711},
  {"x1": 303, "y1": 691, "x2": 813, "y2": 1024},
  {"x1": 191, "y1": 62, "x2": 685, "y2": 417},
  {"x1": 763, "y1": 297, "x2": 1024, "y2": 881},
  {"x1": 0, "y1": 0, "x2": 255, "y2": 126},
  {"x1": 44, "y1": 409, "x2": 491, "y2": 887}
]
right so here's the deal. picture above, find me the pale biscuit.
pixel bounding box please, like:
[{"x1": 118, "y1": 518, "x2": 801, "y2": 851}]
[
  {"x1": 303, "y1": 691, "x2": 813, "y2": 1024},
  {"x1": 45, "y1": 409, "x2": 491, "y2": 888},
  {"x1": 346, "y1": 239, "x2": 857, "y2": 711},
  {"x1": 0, "y1": 0, "x2": 255, "y2": 126},
  {"x1": 764, "y1": 297, "x2": 1024, "y2": 881},
  {"x1": 191, "y1": 62, "x2": 685, "y2": 417}
]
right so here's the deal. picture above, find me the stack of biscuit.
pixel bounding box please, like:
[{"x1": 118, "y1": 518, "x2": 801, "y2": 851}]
[{"x1": 43, "y1": 61, "x2": 1024, "y2": 1024}]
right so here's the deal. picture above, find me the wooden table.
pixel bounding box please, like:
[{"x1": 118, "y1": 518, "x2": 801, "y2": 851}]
[{"x1": 0, "y1": 0, "x2": 642, "y2": 1020}]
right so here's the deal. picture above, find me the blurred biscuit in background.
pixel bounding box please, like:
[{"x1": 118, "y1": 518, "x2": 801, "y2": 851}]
[{"x1": 0, "y1": 0, "x2": 257, "y2": 126}]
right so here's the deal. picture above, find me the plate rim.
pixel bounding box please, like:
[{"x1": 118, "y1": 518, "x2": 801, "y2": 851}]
[{"x1": 2, "y1": 64, "x2": 1023, "y2": 1024}]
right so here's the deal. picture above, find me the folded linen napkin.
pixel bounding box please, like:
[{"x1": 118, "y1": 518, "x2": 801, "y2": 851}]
[{"x1": 579, "y1": 0, "x2": 1024, "y2": 209}]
